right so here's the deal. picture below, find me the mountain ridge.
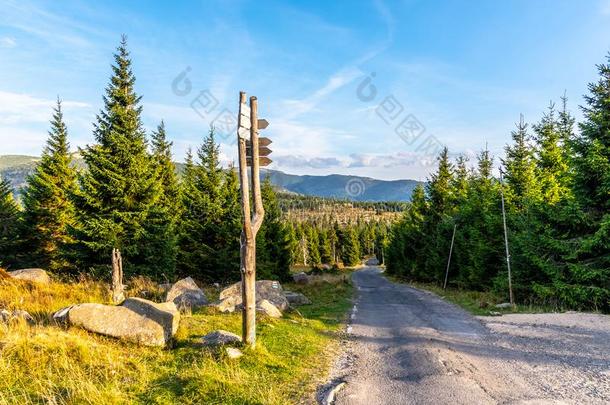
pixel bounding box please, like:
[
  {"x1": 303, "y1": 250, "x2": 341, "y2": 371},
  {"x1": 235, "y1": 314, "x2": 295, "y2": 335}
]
[{"x1": 0, "y1": 154, "x2": 421, "y2": 202}]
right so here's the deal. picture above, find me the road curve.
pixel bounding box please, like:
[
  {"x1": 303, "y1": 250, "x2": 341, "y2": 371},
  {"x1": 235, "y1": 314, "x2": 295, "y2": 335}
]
[{"x1": 333, "y1": 266, "x2": 610, "y2": 405}]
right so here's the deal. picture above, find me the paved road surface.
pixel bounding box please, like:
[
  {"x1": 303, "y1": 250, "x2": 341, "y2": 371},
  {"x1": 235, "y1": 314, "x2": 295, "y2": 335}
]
[{"x1": 332, "y1": 267, "x2": 610, "y2": 405}]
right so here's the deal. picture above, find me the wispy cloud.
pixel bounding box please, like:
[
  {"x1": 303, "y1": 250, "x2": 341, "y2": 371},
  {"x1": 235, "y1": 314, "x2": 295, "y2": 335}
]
[
  {"x1": 0, "y1": 36, "x2": 16, "y2": 48},
  {"x1": 276, "y1": 67, "x2": 364, "y2": 118},
  {"x1": 0, "y1": 91, "x2": 90, "y2": 125}
]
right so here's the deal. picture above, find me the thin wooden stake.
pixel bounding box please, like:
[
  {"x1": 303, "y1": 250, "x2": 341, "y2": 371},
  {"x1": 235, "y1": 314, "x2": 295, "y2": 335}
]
[
  {"x1": 443, "y1": 223, "x2": 457, "y2": 290},
  {"x1": 499, "y1": 169, "x2": 515, "y2": 307},
  {"x1": 111, "y1": 248, "x2": 124, "y2": 304}
]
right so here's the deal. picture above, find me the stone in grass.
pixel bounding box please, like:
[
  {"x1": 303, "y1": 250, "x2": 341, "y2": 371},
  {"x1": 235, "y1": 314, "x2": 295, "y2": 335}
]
[
  {"x1": 284, "y1": 291, "x2": 312, "y2": 306},
  {"x1": 494, "y1": 303, "x2": 513, "y2": 309},
  {"x1": 0, "y1": 309, "x2": 34, "y2": 324},
  {"x1": 225, "y1": 347, "x2": 243, "y2": 359},
  {"x1": 52, "y1": 306, "x2": 74, "y2": 324},
  {"x1": 219, "y1": 280, "x2": 289, "y2": 311},
  {"x1": 292, "y1": 272, "x2": 310, "y2": 285},
  {"x1": 256, "y1": 299, "x2": 282, "y2": 318},
  {"x1": 8, "y1": 268, "x2": 51, "y2": 284},
  {"x1": 67, "y1": 298, "x2": 180, "y2": 347},
  {"x1": 201, "y1": 330, "x2": 241, "y2": 346},
  {"x1": 210, "y1": 295, "x2": 241, "y2": 314},
  {"x1": 166, "y1": 277, "x2": 208, "y2": 311}
]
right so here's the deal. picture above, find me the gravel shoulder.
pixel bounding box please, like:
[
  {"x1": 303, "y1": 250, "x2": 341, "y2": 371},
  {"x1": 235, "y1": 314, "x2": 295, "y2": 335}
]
[{"x1": 329, "y1": 267, "x2": 610, "y2": 405}]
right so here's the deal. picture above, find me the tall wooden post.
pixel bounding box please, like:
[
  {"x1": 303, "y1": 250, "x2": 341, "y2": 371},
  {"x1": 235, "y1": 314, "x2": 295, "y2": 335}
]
[
  {"x1": 111, "y1": 248, "x2": 124, "y2": 304},
  {"x1": 237, "y1": 92, "x2": 265, "y2": 347},
  {"x1": 499, "y1": 170, "x2": 514, "y2": 306}
]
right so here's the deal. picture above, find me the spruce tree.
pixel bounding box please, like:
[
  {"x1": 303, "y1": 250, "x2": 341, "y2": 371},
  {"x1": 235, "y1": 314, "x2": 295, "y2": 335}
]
[
  {"x1": 422, "y1": 147, "x2": 455, "y2": 281},
  {"x1": 257, "y1": 177, "x2": 292, "y2": 280},
  {"x1": 562, "y1": 54, "x2": 610, "y2": 310},
  {"x1": 151, "y1": 121, "x2": 180, "y2": 216},
  {"x1": 533, "y1": 103, "x2": 571, "y2": 204},
  {"x1": 0, "y1": 177, "x2": 20, "y2": 268},
  {"x1": 502, "y1": 115, "x2": 539, "y2": 209},
  {"x1": 339, "y1": 226, "x2": 361, "y2": 267},
  {"x1": 177, "y1": 129, "x2": 241, "y2": 282},
  {"x1": 21, "y1": 99, "x2": 78, "y2": 272},
  {"x1": 72, "y1": 36, "x2": 165, "y2": 278},
  {"x1": 307, "y1": 225, "x2": 322, "y2": 266}
]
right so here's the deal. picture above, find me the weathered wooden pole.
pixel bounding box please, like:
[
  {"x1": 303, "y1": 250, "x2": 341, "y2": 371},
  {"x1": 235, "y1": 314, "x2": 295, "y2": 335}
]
[
  {"x1": 111, "y1": 248, "x2": 124, "y2": 304},
  {"x1": 237, "y1": 92, "x2": 265, "y2": 347},
  {"x1": 499, "y1": 169, "x2": 515, "y2": 306},
  {"x1": 443, "y1": 223, "x2": 457, "y2": 290}
]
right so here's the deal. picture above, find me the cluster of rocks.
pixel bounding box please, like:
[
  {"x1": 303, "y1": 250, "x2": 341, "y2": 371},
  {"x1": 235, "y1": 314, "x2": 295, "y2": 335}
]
[
  {"x1": 5, "y1": 268, "x2": 311, "y2": 351},
  {"x1": 210, "y1": 280, "x2": 311, "y2": 318}
]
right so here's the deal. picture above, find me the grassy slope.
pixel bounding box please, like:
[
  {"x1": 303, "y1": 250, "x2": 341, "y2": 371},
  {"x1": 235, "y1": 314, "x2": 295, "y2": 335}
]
[{"x1": 0, "y1": 273, "x2": 352, "y2": 405}]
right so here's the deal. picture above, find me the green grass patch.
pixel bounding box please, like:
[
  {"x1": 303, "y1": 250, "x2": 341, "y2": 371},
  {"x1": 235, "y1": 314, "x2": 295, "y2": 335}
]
[
  {"x1": 0, "y1": 275, "x2": 353, "y2": 404},
  {"x1": 386, "y1": 276, "x2": 557, "y2": 316}
]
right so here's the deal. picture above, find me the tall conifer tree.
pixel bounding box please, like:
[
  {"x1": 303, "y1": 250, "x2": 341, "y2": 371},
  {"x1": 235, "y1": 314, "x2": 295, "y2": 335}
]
[
  {"x1": 72, "y1": 36, "x2": 165, "y2": 277},
  {"x1": 0, "y1": 177, "x2": 20, "y2": 268},
  {"x1": 21, "y1": 99, "x2": 77, "y2": 272}
]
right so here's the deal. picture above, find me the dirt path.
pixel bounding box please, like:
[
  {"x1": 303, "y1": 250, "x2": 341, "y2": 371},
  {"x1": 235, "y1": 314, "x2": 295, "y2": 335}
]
[{"x1": 329, "y1": 267, "x2": 610, "y2": 405}]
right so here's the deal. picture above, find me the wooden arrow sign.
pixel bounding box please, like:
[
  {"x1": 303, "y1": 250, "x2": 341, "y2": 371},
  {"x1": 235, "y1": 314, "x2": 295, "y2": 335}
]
[
  {"x1": 257, "y1": 118, "x2": 269, "y2": 130},
  {"x1": 246, "y1": 156, "x2": 272, "y2": 166},
  {"x1": 247, "y1": 137, "x2": 272, "y2": 147},
  {"x1": 246, "y1": 146, "x2": 272, "y2": 157},
  {"x1": 258, "y1": 137, "x2": 272, "y2": 147}
]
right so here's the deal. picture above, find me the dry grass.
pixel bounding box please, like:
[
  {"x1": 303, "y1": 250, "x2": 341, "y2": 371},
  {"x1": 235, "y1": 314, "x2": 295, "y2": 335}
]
[
  {"x1": 0, "y1": 275, "x2": 108, "y2": 321},
  {"x1": 0, "y1": 274, "x2": 353, "y2": 404}
]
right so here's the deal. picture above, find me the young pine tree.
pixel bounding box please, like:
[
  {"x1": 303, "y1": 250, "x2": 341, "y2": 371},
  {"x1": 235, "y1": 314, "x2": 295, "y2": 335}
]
[
  {"x1": 177, "y1": 129, "x2": 241, "y2": 282},
  {"x1": 21, "y1": 99, "x2": 78, "y2": 272},
  {"x1": 533, "y1": 103, "x2": 571, "y2": 204},
  {"x1": 339, "y1": 226, "x2": 361, "y2": 267},
  {"x1": 72, "y1": 36, "x2": 167, "y2": 278},
  {"x1": 0, "y1": 177, "x2": 20, "y2": 268},
  {"x1": 257, "y1": 177, "x2": 292, "y2": 280},
  {"x1": 502, "y1": 115, "x2": 539, "y2": 210}
]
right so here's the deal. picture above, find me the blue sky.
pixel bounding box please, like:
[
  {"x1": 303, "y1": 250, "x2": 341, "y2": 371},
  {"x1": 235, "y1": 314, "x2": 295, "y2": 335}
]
[{"x1": 1, "y1": 0, "x2": 609, "y2": 180}]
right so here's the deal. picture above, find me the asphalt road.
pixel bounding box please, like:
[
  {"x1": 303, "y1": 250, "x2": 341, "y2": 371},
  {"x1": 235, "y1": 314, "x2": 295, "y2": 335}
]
[{"x1": 332, "y1": 267, "x2": 610, "y2": 405}]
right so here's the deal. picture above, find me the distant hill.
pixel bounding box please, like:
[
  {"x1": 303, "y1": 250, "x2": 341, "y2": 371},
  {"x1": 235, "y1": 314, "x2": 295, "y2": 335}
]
[{"x1": 0, "y1": 155, "x2": 421, "y2": 202}]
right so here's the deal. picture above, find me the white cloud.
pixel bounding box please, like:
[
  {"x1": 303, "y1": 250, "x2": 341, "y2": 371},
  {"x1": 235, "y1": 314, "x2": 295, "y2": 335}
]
[
  {"x1": 0, "y1": 91, "x2": 90, "y2": 125},
  {"x1": 277, "y1": 67, "x2": 364, "y2": 119},
  {"x1": 0, "y1": 37, "x2": 16, "y2": 48}
]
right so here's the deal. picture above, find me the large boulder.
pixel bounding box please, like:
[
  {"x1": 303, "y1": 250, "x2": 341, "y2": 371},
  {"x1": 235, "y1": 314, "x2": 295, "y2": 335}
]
[
  {"x1": 122, "y1": 298, "x2": 180, "y2": 336},
  {"x1": 201, "y1": 330, "x2": 241, "y2": 346},
  {"x1": 165, "y1": 277, "x2": 208, "y2": 311},
  {"x1": 219, "y1": 280, "x2": 289, "y2": 311},
  {"x1": 66, "y1": 298, "x2": 180, "y2": 347},
  {"x1": 256, "y1": 299, "x2": 282, "y2": 318},
  {"x1": 284, "y1": 291, "x2": 312, "y2": 306},
  {"x1": 8, "y1": 268, "x2": 50, "y2": 284}
]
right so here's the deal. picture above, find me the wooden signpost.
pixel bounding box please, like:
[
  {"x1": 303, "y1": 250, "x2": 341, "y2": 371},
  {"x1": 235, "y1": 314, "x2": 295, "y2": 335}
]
[{"x1": 236, "y1": 91, "x2": 271, "y2": 347}]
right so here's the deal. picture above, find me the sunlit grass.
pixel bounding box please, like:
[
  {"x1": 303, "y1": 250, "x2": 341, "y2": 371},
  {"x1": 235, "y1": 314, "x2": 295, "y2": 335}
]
[{"x1": 0, "y1": 272, "x2": 352, "y2": 404}]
